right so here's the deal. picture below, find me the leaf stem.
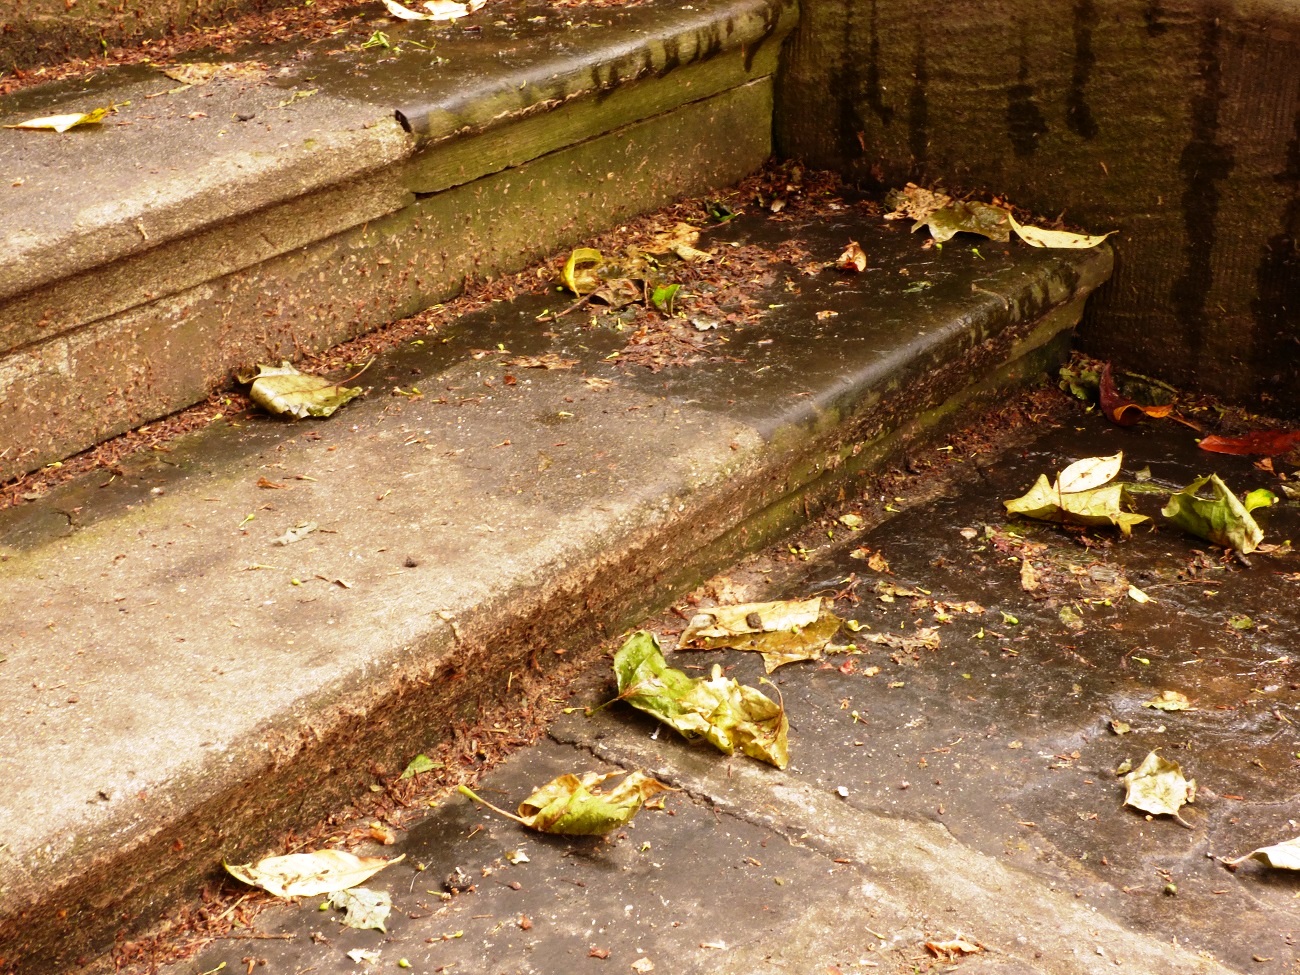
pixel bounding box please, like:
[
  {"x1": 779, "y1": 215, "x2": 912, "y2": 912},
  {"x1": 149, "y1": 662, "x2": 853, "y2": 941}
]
[{"x1": 458, "y1": 785, "x2": 527, "y2": 825}]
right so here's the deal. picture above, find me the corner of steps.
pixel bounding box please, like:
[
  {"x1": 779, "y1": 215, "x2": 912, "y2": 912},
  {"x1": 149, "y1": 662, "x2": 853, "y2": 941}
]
[
  {"x1": 0, "y1": 196, "x2": 1111, "y2": 971},
  {"x1": 0, "y1": 0, "x2": 796, "y2": 484}
]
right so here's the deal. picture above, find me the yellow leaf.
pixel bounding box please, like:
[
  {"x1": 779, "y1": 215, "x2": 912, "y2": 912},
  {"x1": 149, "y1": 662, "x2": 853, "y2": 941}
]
[
  {"x1": 1009, "y1": 212, "x2": 1115, "y2": 249},
  {"x1": 4, "y1": 107, "x2": 109, "y2": 133},
  {"x1": 561, "y1": 247, "x2": 604, "y2": 295}
]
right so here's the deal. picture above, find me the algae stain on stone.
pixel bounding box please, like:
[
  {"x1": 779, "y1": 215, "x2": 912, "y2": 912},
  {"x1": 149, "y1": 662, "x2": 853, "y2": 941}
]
[{"x1": 1171, "y1": 7, "x2": 1235, "y2": 365}]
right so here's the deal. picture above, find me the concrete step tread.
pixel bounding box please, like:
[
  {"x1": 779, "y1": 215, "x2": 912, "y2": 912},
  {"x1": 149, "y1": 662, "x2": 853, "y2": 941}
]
[
  {"x1": 0, "y1": 0, "x2": 791, "y2": 310},
  {"x1": 0, "y1": 203, "x2": 1111, "y2": 970}
]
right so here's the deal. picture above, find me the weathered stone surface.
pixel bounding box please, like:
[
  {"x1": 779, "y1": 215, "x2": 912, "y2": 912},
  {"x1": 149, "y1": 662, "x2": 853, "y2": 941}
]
[
  {"x1": 0, "y1": 0, "x2": 796, "y2": 483},
  {"x1": 0, "y1": 0, "x2": 294, "y2": 74},
  {"x1": 0, "y1": 209, "x2": 1109, "y2": 971},
  {"x1": 0, "y1": 80, "x2": 774, "y2": 480},
  {"x1": 776, "y1": 0, "x2": 1300, "y2": 414}
]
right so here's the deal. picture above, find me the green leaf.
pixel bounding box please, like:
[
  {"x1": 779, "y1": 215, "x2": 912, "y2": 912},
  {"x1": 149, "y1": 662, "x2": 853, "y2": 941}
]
[
  {"x1": 224, "y1": 850, "x2": 403, "y2": 898},
  {"x1": 328, "y1": 887, "x2": 392, "y2": 932},
  {"x1": 562, "y1": 248, "x2": 604, "y2": 295},
  {"x1": 1123, "y1": 751, "x2": 1195, "y2": 819},
  {"x1": 399, "y1": 753, "x2": 442, "y2": 780},
  {"x1": 459, "y1": 770, "x2": 671, "y2": 836},
  {"x1": 613, "y1": 631, "x2": 789, "y2": 768},
  {"x1": 243, "y1": 362, "x2": 363, "y2": 419},
  {"x1": 912, "y1": 201, "x2": 1011, "y2": 243},
  {"x1": 678, "y1": 598, "x2": 843, "y2": 672},
  {"x1": 650, "y1": 283, "x2": 680, "y2": 314},
  {"x1": 1161, "y1": 474, "x2": 1265, "y2": 554}
]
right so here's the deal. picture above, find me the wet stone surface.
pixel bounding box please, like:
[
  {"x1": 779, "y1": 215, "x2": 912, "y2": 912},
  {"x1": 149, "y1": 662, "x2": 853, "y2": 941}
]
[{"x1": 175, "y1": 405, "x2": 1300, "y2": 974}]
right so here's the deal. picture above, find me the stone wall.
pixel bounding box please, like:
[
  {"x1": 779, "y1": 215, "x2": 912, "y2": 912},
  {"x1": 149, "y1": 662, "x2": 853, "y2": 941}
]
[{"x1": 776, "y1": 0, "x2": 1300, "y2": 414}]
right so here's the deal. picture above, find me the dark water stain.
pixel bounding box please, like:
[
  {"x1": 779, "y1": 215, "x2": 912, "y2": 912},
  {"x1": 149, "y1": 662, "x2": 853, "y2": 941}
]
[
  {"x1": 1171, "y1": 11, "x2": 1235, "y2": 364},
  {"x1": 1144, "y1": 0, "x2": 1168, "y2": 36},
  {"x1": 1250, "y1": 106, "x2": 1300, "y2": 413},
  {"x1": 834, "y1": 0, "x2": 867, "y2": 172},
  {"x1": 863, "y1": 0, "x2": 895, "y2": 126},
  {"x1": 1006, "y1": 32, "x2": 1048, "y2": 158},
  {"x1": 1066, "y1": 0, "x2": 1100, "y2": 139},
  {"x1": 908, "y1": 31, "x2": 929, "y2": 174}
]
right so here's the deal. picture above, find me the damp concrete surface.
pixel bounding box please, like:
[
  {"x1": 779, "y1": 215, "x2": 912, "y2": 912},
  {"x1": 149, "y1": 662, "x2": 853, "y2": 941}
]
[{"x1": 173, "y1": 409, "x2": 1300, "y2": 975}]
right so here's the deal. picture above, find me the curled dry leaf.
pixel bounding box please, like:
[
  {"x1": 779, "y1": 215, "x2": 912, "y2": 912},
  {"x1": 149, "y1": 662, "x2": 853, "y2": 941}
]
[
  {"x1": 1100, "y1": 363, "x2": 1173, "y2": 426},
  {"x1": 506, "y1": 354, "x2": 578, "y2": 370},
  {"x1": 4, "y1": 107, "x2": 109, "y2": 133},
  {"x1": 241, "y1": 362, "x2": 363, "y2": 419},
  {"x1": 1123, "y1": 751, "x2": 1195, "y2": 820},
  {"x1": 562, "y1": 247, "x2": 604, "y2": 295},
  {"x1": 459, "y1": 770, "x2": 671, "y2": 836},
  {"x1": 614, "y1": 631, "x2": 789, "y2": 768},
  {"x1": 837, "y1": 241, "x2": 867, "y2": 272},
  {"x1": 1161, "y1": 474, "x2": 1270, "y2": 555},
  {"x1": 883, "y1": 183, "x2": 953, "y2": 222},
  {"x1": 1199, "y1": 430, "x2": 1300, "y2": 456},
  {"x1": 1143, "y1": 690, "x2": 1192, "y2": 711},
  {"x1": 925, "y1": 938, "x2": 983, "y2": 958},
  {"x1": 224, "y1": 850, "x2": 404, "y2": 897},
  {"x1": 679, "y1": 598, "x2": 843, "y2": 672}
]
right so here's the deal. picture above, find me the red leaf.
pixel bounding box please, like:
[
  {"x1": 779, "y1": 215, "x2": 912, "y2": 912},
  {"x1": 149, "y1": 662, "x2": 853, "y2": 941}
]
[
  {"x1": 1198, "y1": 430, "x2": 1300, "y2": 456},
  {"x1": 1099, "y1": 363, "x2": 1173, "y2": 426}
]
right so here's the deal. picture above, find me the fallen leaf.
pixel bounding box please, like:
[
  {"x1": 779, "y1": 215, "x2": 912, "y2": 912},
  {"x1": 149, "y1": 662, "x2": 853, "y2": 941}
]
[
  {"x1": 1099, "y1": 363, "x2": 1173, "y2": 426},
  {"x1": 1019, "y1": 559, "x2": 1039, "y2": 591},
  {"x1": 160, "y1": 61, "x2": 265, "y2": 86},
  {"x1": 838, "y1": 513, "x2": 865, "y2": 530},
  {"x1": 328, "y1": 887, "x2": 392, "y2": 932},
  {"x1": 562, "y1": 247, "x2": 604, "y2": 295},
  {"x1": 224, "y1": 850, "x2": 403, "y2": 897},
  {"x1": 241, "y1": 362, "x2": 363, "y2": 418},
  {"x1": 273, "y1": 521, "x2": 317, "y2": 546},
  {"x1": 1110, "y1": 719, "x2": 1131, "y2": 735},
  {"x1": 912, "y1": 201, "x2": 1011, "y2": 243},
  {"x1": 613, "y1": 630, "x2": 789, "y2": 768},
  {"x1": 1123, "y1": 751, "x2": 1195, "y2": 820},
  {"x1": 925, "y1": 938, "x2": 983, "y2": 957},
  {"x1": 1127, "y1": 585, "x2": 1151, "y2": 603},
  {"x1": 1008, "y1": 211, "x2": 1115, "y2": 248},
  {"x1": 860, "y1": 627, "x2": 941, "y2": 652},
  {"x1": 679, "y1": 598, "x2": 843, "y2": 671},
  {"x1": 1223, "y1": 836, "x2": 1300, "y2": 870},
  {"x1": 382, "y1": 0, "x2": 484, "y2": 20},
  {"x1": 399, "y1": 753, "x2": 442, "y2": 779},
  {"x1": 883, "y1": 183, "x2": 953, "y2": 222},
  {"x1": 1005, "y1": 473, "x2": 1149, "y2": 536},
  {"x1": 837, "y1": 241, "x2": 867, "y2": 272},
  {"x1": 506, "y1": 354, "x2": 577, "y2": 370},
  {"x1": 459, "y1": 770, "x2": 671, "y2": 836},
  {"x1": 589, "y1": 947, "x2": 611, "y2": 959},
  {"x1": 1143, "y1": 690, "x2": 1192, "y2": 711},
  {"x1": 347, "y1": 948, "x2": 381, "y2": 964},
  {"x1": 1198, "y1": 430, "x2": 1300, "y2": 456},
  {"x1": 631, "y1": 959, "x2": 654, "y2": 974},
  {"x1": 1161, "y1": 474, "x2": 1267, "y2": 554},
  {"x1": 4, "y1": 107, "x2": 109, "y2": 133},
  {"x1": 505, "y1": 849, "x2": 529, "y2": 864},
  {"x1": 1057, "y1": 451, "x2": 1124, "y2": 494}
]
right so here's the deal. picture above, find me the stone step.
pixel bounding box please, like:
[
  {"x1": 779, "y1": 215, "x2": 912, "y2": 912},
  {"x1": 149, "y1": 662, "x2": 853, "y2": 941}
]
[
  {"x1": 0, "y1": 201, "x2": 1110, "y2": 971},
  {"x1": 0, "y1": 0, "x2": 795, "y2": 484}
]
